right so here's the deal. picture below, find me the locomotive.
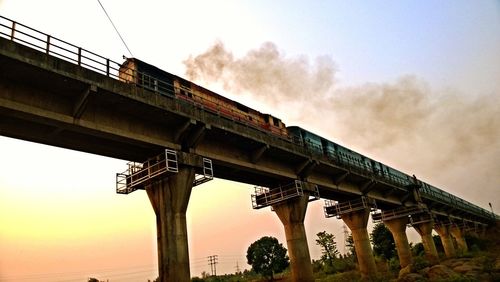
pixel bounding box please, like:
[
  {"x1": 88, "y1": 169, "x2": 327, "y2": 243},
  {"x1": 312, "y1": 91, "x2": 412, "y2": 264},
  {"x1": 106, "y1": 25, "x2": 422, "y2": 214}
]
[
  {"x1": 119, "y1": 58, "x2": 288, "y2": 137},
  {"x1": 118, "y1": 58, "x2": 493, "y2": 219}
]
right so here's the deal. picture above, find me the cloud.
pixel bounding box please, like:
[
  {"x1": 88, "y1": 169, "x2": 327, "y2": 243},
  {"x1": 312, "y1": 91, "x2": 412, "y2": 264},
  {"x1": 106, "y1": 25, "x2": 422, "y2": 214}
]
[{"x1": 184, "y1": 41, "x2": 500, "y2": 207}]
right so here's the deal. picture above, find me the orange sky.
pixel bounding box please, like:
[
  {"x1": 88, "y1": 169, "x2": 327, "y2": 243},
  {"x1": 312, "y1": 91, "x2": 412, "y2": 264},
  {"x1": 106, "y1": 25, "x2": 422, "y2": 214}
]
[
  {"x1": 0, "y1": 136, "x2": 358, "y2": 281},
  {"x1": 1, "y1": 1, "x2": 498, "y2": 281}
]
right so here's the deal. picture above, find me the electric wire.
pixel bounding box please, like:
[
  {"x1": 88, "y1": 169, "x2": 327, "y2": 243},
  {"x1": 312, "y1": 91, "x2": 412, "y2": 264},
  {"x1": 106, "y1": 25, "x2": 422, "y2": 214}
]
[{"x1": 96, "y1": 0, "x2": 134, "y2": 57}]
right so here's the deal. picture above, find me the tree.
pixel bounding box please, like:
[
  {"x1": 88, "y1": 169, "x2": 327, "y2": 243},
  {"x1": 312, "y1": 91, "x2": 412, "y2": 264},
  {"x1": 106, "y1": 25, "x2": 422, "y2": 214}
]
[
  {"x1": 315, "y1": 231, "x2": 339, "y2": 266},
  {"x1": 346, "y1": 233, "x2": 356, "y2": 260},
  {"x1": 371, "y1": 222, "x2": 396, "y2": 260},
  {"x1": 246, "y1": 236, "x2": 289, "y2": 280}
]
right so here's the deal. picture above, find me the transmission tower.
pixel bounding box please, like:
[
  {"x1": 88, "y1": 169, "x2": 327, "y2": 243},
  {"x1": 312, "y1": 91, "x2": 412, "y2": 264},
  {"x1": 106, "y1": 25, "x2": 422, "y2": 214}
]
[
  {"x1": 235, "y1": 261, "x2": 241, "y2": 274},
  {"x1": 207, "y1": 255, "x2": 218, "y2": 276}
]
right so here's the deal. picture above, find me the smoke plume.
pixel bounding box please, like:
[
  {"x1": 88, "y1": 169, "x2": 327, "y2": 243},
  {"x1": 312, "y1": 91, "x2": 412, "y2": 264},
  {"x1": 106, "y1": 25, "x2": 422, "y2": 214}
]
[
  {"x1": 185, "y1": 41, "x2": 336, "y2": 106},
  {"x1": 184, "y1": 41, "x2": 500, "y2": 206}
]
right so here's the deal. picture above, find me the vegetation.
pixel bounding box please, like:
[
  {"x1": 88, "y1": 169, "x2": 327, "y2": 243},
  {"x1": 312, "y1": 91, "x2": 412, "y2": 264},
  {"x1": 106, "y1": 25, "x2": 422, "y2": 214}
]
[
  {"x1": 312, "y1": 231, "x2": 357, "y2": 276},
  {"x1": 370, "y1": 222, "x2": 396, "y2": 260},
  {"x1": 315, "y1": 231, "x2": 340, "y2": 266},
  {"x1": 246, "y1": 236, "x2": 289, "y2": 281},
  {"x1": 346, "y1": 233, "x2": 356, "y2": 261},
  {"x1": 191, "y1": 223, "x2": 500, "y2": 282}
]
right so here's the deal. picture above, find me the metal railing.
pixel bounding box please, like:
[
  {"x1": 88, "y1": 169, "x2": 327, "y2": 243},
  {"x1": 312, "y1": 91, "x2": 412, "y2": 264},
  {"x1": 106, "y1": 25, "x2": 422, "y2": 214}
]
[
  {"x1": 251, "y1": 180, "x2": 319, "y2": 209},
  {"x1": 193, "y1": 158, "x2": 214, "y2": 187},
  {"x1": 116, "y1": 149, "x2": 179, "y2": 194},
  {"x1": 409, "y1": 212, "x2": 434, "y2": 226},
  {"x1": 0, "y1": 16, "x2": 122, "y2": 78},
  {"x1": 372, "y1": 206, "x2": 426, "y2": 223},
  {"x1": 324, "y1": 196, "x2": 377, "y2": 219}
]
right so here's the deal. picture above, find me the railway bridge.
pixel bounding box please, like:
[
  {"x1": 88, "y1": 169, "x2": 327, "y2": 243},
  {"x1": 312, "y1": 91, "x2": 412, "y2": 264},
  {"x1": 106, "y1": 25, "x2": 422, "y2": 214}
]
[{"x1": 0, "y1": 15, "x2": 497, "y2": 281}]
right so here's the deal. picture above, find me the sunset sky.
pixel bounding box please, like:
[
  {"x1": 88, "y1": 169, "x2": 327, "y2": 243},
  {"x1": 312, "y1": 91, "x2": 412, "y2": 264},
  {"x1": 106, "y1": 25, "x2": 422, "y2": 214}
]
[{"x1": 1, "y1": 1, "x2": 499, "y2": 281}]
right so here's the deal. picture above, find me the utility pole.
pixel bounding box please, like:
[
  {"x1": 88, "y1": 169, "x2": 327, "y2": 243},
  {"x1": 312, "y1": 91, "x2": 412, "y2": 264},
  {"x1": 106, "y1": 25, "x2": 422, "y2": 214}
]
[{"x1": 207, "y1": 255, "x2": 218, "y2": 276}]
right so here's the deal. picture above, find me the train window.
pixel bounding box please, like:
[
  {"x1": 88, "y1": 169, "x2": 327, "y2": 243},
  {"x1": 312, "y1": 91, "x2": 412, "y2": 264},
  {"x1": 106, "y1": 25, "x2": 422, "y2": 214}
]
[
  {"x1": 273, "y1": 118, "x2": 279, "y2": 127},
  {"x1": 236, "y1": 104, "x2": 249, "y2": 113},
  {"x1": 181, "y1": 80, "x2": 190, "y2": 89}
]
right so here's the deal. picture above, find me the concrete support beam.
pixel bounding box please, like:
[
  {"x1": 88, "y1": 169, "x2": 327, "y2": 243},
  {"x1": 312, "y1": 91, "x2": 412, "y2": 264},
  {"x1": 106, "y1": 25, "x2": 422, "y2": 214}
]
[
  {"x1": 384, "y1": 217, "x2": 413, "y2": 268},
  {"x1": 298, "y1": 160, "x2": 318, "y2": 179},
  {"x1": 250, "y1": 144, "x2": 269, "y2": 163},
  {"x1": 450, "y1": 226, "x2": 468, "y2": 254},
  {"x1": 341, "y1": 209, "x2": 377, "y2": 278},
  {"x1": 183, "y1": 123, "x2": 208, "y2": 149},
  {"x1": 73, "y1": 84, "x2": 96, "y2": 118},
  {"x1": 333, "y1": 171, "x2": 349, "y2": 186},
  {"x1": 146, "y1": 167, "x2": 195, "y2": 282},
  {"x1": 360, "y1": 179, "x2": 376, "y2": 195},
  {"x1": 434, "y1": 225, "x2": 456, "y2": 259},
  {"x1": 413, "y1": 221, "x2": 439, "y2": 264},
  {"x1": 273, "y1": 195, "x2": 314, "y2": 282}
]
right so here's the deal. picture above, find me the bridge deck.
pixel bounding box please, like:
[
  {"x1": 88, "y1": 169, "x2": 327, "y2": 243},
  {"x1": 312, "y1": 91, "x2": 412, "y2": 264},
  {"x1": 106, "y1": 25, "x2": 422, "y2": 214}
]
[{"x1": 0, "y1": 15, "x2": 495, "y2": 224}]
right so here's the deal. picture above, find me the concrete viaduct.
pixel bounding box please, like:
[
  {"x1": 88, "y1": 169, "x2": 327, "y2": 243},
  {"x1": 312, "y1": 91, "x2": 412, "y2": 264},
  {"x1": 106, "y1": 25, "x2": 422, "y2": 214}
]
[{"x1": 0, "y1": 16, "x2": 497, "y2": 281}]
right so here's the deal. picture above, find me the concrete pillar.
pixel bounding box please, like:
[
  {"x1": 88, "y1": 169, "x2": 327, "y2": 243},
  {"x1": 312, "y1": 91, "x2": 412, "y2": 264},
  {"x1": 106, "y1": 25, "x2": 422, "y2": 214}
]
[
  {"x1": 341, "y1": 209, "x2": 377, "y2": 278},
  {"x1": 413, "y1": 221, "x2": 439, "y2": 264},
  {"x1": 450, "y1": 226, "x2": 468, "y2": 254},
  {"x1": 273, "y1": 195, "x2": 314, "y2": 282},
  {"x1": 384, "y1": 217, "x2": 413, "y2": 268},
  {"x1": 146, "y1": 167, "x2": 195, "y2": 282},
  {"x1": 434, "y1": 225, "x2": 456, "y2": 258}
]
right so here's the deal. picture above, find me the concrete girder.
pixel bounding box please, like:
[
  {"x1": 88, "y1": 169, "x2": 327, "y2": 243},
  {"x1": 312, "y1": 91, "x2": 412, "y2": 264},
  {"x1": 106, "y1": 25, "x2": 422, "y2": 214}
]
[
  {"x1": 183, "y1": 123, "x2": 209, "y2": 150},
  {"x1": 360, "y1": 179, "x2": 376, "y2": 195},
  {"x1": 382, "y1": 187, "x2": 397, "y2": 198},
  {"x1": 250, "y1": 143, "x2": 269, "y2": 164},
  {"x1": 73, "y1": 84, "x2": 96, "y2": 119},
  {"x1": 174, "y1": 119, "x2": 196, "y2": 142},
  {"x1": 1, "y1": 34, "x2": 496, "y2": 225},
  {"x1": 333, "y1": 171, "x2": 349, "y2": 186},
  {"x1": 296, "y1": 159, "x2": 319, "y2": 180}
]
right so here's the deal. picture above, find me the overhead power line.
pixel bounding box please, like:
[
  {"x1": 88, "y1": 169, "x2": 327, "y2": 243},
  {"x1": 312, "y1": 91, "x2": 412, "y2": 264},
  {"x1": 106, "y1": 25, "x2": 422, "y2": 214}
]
[{"x1": 96, "y1": 0, "x2": 134, "y2": 57}]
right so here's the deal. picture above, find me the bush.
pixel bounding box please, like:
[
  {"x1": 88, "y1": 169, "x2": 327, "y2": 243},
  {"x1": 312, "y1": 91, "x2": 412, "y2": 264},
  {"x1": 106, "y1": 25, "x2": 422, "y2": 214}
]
[
  {"x1": 313, "y1": 256, "x2": 357, "y2": 276},
  {"x1": 411, "y1": 242, "x2": 425, "y2": 256},
  {"x1": 315, "y1": 270, "x2": 362, "y2": 282},
  {"x1": 412, "y1": 255, "x2": 432, "y2": 272},
  {"x1": 388, "y1": 257, "x2": 400, "y2": 273}
]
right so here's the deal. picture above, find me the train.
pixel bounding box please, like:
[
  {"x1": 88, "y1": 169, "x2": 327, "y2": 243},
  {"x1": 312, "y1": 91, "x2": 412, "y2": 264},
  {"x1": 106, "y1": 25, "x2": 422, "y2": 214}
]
[
  {"x1": 119, "y1": 58, "x2": 288, "y2": 136},
  {"x1": 118, "y1": 58, "x2": 493, "y2": 220}
]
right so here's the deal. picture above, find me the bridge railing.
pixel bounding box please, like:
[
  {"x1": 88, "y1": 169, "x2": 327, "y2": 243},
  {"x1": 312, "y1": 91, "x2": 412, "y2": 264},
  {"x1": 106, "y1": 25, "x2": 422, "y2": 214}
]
[
  {"x1": 0, "y1": 15, "x2": 123, "y2": 79},
  {"x1": 420, "y1": 183, "x2": 494, "y2": 220}
]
